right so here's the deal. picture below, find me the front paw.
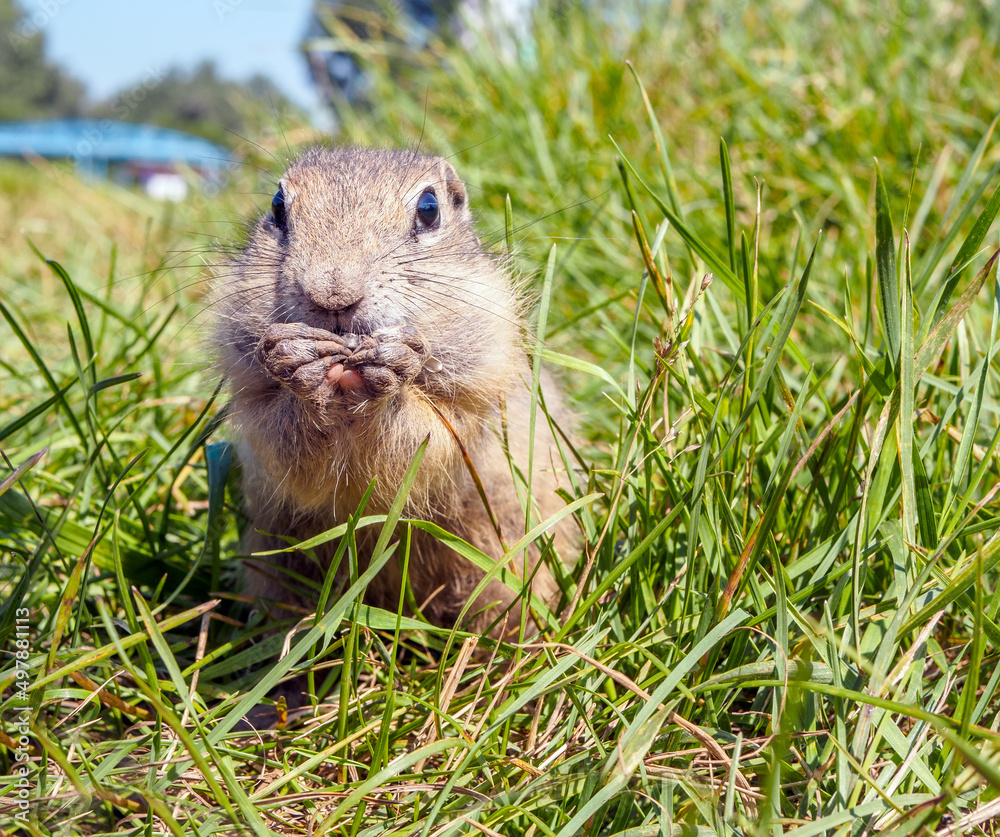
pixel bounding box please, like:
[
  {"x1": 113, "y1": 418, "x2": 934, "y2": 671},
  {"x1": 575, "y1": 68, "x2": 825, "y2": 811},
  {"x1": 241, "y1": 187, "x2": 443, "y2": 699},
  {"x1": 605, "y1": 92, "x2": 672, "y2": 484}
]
[
  {"x1": 256, "y1": 323, "x2": 357, "y2": 400},
  {"x1": 343, "y1": 326, "x2": 430, "y2": 397}
]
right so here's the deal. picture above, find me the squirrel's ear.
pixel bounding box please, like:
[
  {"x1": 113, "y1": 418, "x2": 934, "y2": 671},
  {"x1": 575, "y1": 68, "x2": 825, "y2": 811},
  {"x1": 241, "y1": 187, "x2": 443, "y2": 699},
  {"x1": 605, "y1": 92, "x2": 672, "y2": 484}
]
[{"x1": 440, "y1": 161, "x2": 471, "y2": 222}]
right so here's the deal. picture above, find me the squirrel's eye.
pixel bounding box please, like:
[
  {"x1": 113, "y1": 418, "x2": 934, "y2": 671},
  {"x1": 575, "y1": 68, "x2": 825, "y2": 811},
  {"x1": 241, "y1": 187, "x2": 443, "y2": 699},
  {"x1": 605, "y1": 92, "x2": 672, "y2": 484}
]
[
  {"x1": 415, "y1": 189, "x2": 439, "y2": 230},
  {"x1": 271, "y1": 188, "x2": 286, "y2": 228}
]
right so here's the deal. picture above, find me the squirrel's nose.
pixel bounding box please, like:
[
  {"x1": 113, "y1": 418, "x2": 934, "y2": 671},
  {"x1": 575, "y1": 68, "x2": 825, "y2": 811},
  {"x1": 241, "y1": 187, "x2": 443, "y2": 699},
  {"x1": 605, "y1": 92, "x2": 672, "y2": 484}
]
[{"x1": 302, "y1": 269, "x2": 364, "y2": 313}]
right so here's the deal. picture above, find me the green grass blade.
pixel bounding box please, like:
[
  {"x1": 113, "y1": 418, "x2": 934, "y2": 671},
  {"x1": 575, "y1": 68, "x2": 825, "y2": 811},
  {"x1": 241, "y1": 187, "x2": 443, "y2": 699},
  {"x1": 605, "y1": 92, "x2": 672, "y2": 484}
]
[
  {"x1": 721, "y1": 137, "x2": 737, "y2": 274},
  {"x1": 874, "y1": 160, "x2": 900, "y2": 371},
  {"x1": 929, "y1": 180, "x2": 1000, "y2": 328},
  {"x1": 612, "y1": 140, "x2": 741, "y2": 294},
  {"x1": 898, "y1": 233, "x2": 916, "y2": 551},
  {"x1": 0, "y1": 448, "x2": 46, "y2": 499},
  {"x1": 914, "y1": 249, "x2": 998, "y2": 377}
]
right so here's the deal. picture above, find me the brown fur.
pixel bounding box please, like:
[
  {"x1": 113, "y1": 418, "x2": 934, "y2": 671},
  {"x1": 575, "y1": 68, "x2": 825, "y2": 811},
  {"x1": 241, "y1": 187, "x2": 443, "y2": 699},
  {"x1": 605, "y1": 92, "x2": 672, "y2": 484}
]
[{"x1": 214, "y1": 146, "x2": 574, "y2": 635}]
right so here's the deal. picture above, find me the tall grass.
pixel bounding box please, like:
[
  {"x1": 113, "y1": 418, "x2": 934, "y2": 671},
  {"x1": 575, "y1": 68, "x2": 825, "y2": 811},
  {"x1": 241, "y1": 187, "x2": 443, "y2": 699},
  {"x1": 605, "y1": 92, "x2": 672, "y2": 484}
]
[{"x1": 2, "y1": 1, "x2": 1000, "y2": 834}]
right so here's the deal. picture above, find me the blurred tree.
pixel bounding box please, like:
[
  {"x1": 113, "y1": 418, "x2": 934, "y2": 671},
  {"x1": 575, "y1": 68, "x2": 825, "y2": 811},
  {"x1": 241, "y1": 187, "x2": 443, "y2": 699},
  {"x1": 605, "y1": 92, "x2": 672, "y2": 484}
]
[
  {"x1": 0, "y1": 0, "x2": 87, "y2": 120},
  {"x1": 91, "y1": 60, "x2": 304, "y2": 148}
]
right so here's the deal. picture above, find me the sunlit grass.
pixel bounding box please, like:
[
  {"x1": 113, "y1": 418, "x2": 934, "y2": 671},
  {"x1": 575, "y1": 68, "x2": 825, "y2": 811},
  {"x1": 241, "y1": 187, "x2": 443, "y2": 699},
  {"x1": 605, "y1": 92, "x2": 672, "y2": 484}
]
[{"x1": 2, "y1": 1, "x2": 1000, "y2": 834}]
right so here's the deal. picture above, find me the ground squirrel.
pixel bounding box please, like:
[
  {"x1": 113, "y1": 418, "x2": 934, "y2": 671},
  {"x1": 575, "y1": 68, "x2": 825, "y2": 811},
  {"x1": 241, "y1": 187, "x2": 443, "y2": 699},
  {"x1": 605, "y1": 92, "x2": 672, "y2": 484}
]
[{"x1": 214, "y1": 146, "x2": 575, "y2": 636}]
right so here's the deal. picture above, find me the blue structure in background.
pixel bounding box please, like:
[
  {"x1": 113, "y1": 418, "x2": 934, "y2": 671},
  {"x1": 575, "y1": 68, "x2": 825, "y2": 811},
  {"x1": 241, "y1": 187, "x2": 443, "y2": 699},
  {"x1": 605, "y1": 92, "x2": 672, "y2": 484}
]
[{"x1": 0, "y1": 119, "x2": 228, "y2": 198}]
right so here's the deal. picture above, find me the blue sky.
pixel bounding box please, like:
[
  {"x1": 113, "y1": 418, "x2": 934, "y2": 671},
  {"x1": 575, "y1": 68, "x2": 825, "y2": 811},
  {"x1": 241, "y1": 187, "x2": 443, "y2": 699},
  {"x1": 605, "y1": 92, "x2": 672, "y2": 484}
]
[{"x1": 19, "y1": 0, "x2": 320, "y2": 110}]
